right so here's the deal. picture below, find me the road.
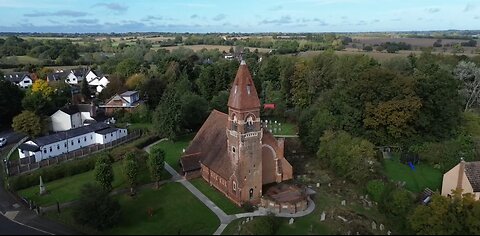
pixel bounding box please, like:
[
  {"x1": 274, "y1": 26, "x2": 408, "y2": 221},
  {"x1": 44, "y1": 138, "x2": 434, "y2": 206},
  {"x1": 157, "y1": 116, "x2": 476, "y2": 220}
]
[
  {"x1": 0, "y1": 129, "x2": 25, "y2": 154},
  {"x1": 0, "y1": 214, "x2": 45, "y2": 235}
]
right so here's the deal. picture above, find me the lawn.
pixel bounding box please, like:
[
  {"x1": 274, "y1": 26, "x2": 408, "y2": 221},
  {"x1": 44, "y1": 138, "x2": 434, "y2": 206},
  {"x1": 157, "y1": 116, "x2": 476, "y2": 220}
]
[
  {"x1": 152, "y1": 133, "x2": 195, "y2": 171},
  {"x1": 263, "y1": 119, "x2": 298, "y2": 136},
  {"x1": 383, "y1": 157, "x2": 443, "y2": 193},
  {"x1": 190, "y1": 178, "x2": 244, "y2": 215},
  {"x1": 18, "y1": 160, "x2": 153, "y2": 206},
  {"x1": 47, "y1": 183, "x2": 220, "y2": 235}
]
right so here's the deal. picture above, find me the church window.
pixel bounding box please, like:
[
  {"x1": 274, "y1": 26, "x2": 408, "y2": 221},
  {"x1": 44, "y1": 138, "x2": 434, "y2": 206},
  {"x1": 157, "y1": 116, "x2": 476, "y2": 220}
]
[
  {"x1": 249, "y1": 188, "x2": 254, "y2": 199},
  {"x1": 246, "y1": 116, "x2": 255, "y2": 132},
  {"x1": 247, "y1": 85, "x2": 251, "y2": 95},
  {"x1": 233, "y1": 182, "x2": 237, "y2": 191},
  {"x1": 232, "y1": 146, "x2": 236, "y2": 153}
]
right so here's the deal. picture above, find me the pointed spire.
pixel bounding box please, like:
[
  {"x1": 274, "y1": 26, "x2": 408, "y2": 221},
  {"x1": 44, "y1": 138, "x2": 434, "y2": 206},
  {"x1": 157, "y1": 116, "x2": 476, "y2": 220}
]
[{"x1": 228, "y1": 61, "x2": 260, "y2": 110}]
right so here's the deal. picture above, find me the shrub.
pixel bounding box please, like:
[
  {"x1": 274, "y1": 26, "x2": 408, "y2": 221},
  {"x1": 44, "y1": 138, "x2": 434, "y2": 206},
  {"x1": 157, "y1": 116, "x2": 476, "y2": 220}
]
[
  {"x1": 72, "y1": 183, "x2": 121, "y2": 230},
  {"x1": 241, "y1": 202, "x2": 256, "y2": 213},
  {"x1": 366, "y1": 180, "x2": 386, "y2": 202}
]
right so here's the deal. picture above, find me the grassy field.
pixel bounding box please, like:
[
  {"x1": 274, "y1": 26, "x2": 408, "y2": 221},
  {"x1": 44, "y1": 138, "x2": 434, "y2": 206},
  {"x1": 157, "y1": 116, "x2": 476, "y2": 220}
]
[
  {"x1": 383, "y1": 156, "x2": 443, "y2": 193},
  {"x1": 18, "y1": 159, "x2": 152, "y2": 206},
  {"x1": 2, "y1": 55, "x2": 42, "y2": 65},
  {"x1": 46, "y1": 183, "x2": 220, "y2": 235},
  {"x1": 190, "y1": 178, "x2": 244, "y2": 215},
  {"x1": 151, "y1": 133, "x2": 195, "y2": 171}
]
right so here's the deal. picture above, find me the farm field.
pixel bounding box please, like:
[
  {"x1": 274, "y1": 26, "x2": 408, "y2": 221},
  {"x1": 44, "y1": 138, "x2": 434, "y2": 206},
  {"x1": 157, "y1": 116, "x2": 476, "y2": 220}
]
[{"x1": 157, "y1": 44, "x2": 271, "y2": 53}]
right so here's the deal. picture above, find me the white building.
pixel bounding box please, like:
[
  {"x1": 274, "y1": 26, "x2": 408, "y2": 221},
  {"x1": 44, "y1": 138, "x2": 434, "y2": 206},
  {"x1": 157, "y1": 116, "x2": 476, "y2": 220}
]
[
  {"x1": 50, "y1": 104, "x2": 97, "y2": 132},
  {"x1": 18, "y1": 123, "x2": 128, "y2": 162},
  {"x1": 65, "y1": 68, "x2": 88, "y2": 85},
  {"x1": 3, "y1": 72, "x2": 33, "y2": 89}
]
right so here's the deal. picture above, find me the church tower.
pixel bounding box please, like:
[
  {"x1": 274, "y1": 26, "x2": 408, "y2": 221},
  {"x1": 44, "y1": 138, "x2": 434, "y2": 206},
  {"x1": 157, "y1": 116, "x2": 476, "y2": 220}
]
[{"x1": 226, "y1": 60, "x2": 263, "y2": 204}]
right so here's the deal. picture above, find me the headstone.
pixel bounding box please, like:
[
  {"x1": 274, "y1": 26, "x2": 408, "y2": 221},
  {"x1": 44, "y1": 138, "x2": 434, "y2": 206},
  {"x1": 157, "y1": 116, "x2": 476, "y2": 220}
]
[
  {"x1": 372, "y1": 221, "x2": 377, "y2": 230},
  {"x1": 341, "y1": 200, "x2": 346, "y2": 206},
  {"x1": 380, "y1": 224, "x2": 385, "y2": 231},
  {"x1": 360, "y1": 195, "x2": 364, "y2": 200},
  {"x1": 316, "y1": 183, "x2": 320, "y2": 188},
  {"x1": 368, "y1": 201, "x2": 373, "y2": 208},
  {"x1": 269, "y1": 129, "x2": 273, "y2": 133},
  {"x1": 320, "y1": 211, "x2": 326, "y2": 221},
  {"x1": 39, "y1": 176, "x2": 46, "y2": 195},
  {"x1": 242, "y1": 220, "x2": 245, "y2": 225},
  {"x1": 246, "y1": 218, "x2": 250, "y2": 223},
  {"x1": 328, "y1": 183, "x2": 331, "y2": 187},
  {"x1": 387, "y1": 231, "x2": 391, "y2": 235},
  {"x1": 182, "y1": 148, "x2": 185, "y2": 153},
  {"x1": 289, "y1": 218, "x2": 294, "y2": 225},
  {"x1": 337, "y1": 216, "x2": 348, "y2": 222},
  {"x1": 238, "y1": 225, "x2": 241, "y2": 232}
]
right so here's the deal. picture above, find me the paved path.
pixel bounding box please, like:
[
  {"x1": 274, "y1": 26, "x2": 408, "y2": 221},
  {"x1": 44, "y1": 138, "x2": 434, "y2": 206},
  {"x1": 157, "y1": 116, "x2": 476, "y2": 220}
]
[
  {"x1": 145, "y1": 139, "x2": 315, "y2": 235},
  {"x1": 273, "y1": 134, "x2": 299, "y2": 138}
]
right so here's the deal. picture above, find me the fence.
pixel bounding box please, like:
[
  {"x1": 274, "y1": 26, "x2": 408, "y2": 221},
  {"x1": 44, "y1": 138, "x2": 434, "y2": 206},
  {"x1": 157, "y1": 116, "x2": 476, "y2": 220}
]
[{"x1": 7, "y1": 131, "x2": 141, "y2": 176}]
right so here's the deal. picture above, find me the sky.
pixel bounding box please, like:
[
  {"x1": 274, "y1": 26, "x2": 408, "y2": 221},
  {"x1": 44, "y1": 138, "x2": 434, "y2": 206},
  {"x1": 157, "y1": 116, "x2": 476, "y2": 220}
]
[{"x1": 0, "y1": 0, "x2": 478, "y2": 33}]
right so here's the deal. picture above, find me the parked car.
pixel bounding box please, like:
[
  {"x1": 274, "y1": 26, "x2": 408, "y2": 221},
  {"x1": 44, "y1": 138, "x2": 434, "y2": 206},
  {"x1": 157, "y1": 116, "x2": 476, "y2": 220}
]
[{"x1": 0, "y1": 137, "x2": 7, "y2": 148}]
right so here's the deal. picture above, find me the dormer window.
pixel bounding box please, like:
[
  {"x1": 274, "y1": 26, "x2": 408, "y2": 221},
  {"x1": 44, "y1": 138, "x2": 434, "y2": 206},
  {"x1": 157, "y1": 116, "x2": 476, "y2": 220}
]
[
  {"x1": 247, "y1": 85, "x2": 251, "y2": 95},
  {"x1": 234, "y1": 85, "x2": 238, "y2": 94}
]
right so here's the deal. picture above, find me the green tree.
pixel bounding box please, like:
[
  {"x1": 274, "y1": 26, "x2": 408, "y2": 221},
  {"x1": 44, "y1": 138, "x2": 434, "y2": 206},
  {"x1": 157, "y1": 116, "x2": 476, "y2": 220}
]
[
  {"x1": 317, "y1": 130, "x2": 379, "y2": 183},
  {"x1": 94, "y1": 154, "x2": 114, "y2": 192},
  {"x1": 116, "y1": 58, "x2": 141, "y2": 78},
  {"x1": 149, "y1": 146, "x2": 165, "y2": 189},
  {"x1": 0, "y1": 79, "x2": 24, "y2": 128},
  {"x1": 12, "y1": 111, "x2": 43, "y2": 137},
  {"x1": 180, "y1": 93, "x2": 209, "y2": 130},
  {"x1": 153, "y1": 87, "x2": 182, "y2": 140},
  {"x1": 72, "y1": 183, "x2": 121, "y2": 230},
  {"x1": 210, "y1": 90, "x2": 230, "y2": 113},
  {"x1": 124, "y1": 152, "x2": 139, "y2": 196},
  {"x1": 382, "y1": 188, "x2": 413, "y2": 217}
]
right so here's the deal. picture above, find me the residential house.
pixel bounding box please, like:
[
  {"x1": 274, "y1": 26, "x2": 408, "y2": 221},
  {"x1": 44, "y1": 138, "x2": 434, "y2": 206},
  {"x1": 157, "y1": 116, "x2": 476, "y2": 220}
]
[
  {"x1": 46, "y1": 70, "x2": 68, "y2": 82},
  {"x1": 3, "y1": 72, "x2": 34, "y2": 89},
  {"x1": 50, "y1": 104, "x2": 97, "y2": 132},
  {"x1": 65, "y1": 68, "x2": 88, "y2": 85},
  {"x1": 85, "y1": 70, "x2": 110, "y2": 93},
  {"x1": 442, "y1": 160, "x2": 480, "y2": 200},
  {"x1": 18, "y1": 122, "x2": 128, "y2": 162},
  {"x1": 100, "y1": 91, "x2": 142, "y2": 116}
]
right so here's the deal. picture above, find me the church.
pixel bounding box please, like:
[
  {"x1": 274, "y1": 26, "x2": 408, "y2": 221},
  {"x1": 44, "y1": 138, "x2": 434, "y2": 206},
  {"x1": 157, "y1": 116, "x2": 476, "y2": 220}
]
[{"x1": 180, "y1": 61, "x2": 308, "y2": 212}]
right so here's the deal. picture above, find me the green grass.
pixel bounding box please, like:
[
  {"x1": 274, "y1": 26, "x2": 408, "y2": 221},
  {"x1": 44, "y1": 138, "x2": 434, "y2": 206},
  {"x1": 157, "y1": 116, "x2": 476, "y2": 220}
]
[
  {"x1": 190, "y1": 178, "x2": 244, "y2": 215},
  {"x1": 152, "y1": 133, "x2": 195, "y2": 171},
  {"x1": 3, "y1": 55, "x2": 42, "y2": 65},
  {"x1": 18, "y1": 160, "x2": 152, "y2": 206},
  {"x1": 47, "y1": 183, "x2": 219, "y2": 235},
  {"x1": 384, "y1": 157, "x2": 443, "y2": 193},
  {"x1": 8, "y1": 149, "x2": 20, "y2": 161},
  {"x1": 263, "y1": 118, "x2": 298, "y2": 136}
]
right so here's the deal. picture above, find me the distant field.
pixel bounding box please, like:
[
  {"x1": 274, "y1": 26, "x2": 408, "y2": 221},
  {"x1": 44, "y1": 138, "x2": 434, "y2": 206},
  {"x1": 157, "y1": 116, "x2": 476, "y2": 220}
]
[
  {"x1": 299, "y1": 48, "x2": 479, "y2": 62},
  {"x1": 3, "y1": 55, "x2": 42, "y2": 65},
  {"x1": 352, "y1": 36, "x2": 478, "y2": 48},
  {"x1": 157, "y1": 45, "x2": 271, "y2": 53}
]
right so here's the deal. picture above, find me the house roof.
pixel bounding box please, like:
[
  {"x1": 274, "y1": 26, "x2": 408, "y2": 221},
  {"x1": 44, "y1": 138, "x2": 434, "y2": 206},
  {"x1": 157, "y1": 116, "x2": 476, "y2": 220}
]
[
  {"x1": 465, "y1": 162, "x2": 480, "y2": 192},
  {"x1": 46, "y1": 71, "x2": 68, "y2": 81},
  {"x1": 60, "y1": 106, "x2": 80, "y2": 115},
  {"x1": 181, "y1": 110, "x2": 232, "y2": 179},
  {"x1": 121, "y1": 91, "x2": 138, "y2": 97},
  {"x1": 180, "y1": 153, "x2": 203, "y2": 172},
  {"x1": 95, "y1": 127, "x2": 118, "y2": 135},
  {"x1": 33, "y1": 123, "x2": 110, "y2": 146},
  {"x1": 3, "y1": 72, "x2": 30, "y2": 83},
  {"x1": 227, "y1": 60, "x2": 260, "y2": 110},
  {"x1": 18, "y1": 143, "x2": 40, "y2": 152}
]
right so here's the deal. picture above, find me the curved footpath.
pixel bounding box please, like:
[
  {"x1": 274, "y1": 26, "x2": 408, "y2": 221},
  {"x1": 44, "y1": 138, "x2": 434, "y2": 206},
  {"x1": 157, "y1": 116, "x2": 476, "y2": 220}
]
[{"x1": 144, "y1": 140, "x2": 315, "y2": 235}]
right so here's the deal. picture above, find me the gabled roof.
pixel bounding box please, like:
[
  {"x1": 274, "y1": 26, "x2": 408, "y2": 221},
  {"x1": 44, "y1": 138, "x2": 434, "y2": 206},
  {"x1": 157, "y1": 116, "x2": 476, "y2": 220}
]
[
  {"x1": 105, "y1": 94, "x2": 130, "y2": 105},
  {"x1": 77, "y1": 104, "x2": 93, "y2": 113},
  {"x1": 121, "y1": 91, "x2": 138, "y2": 97},
  {"x1": 18, "y1": 143, "x2": 40, "y2": 152},
  {"x1": 465, "y1": 162, "x2": 480, "y2": 192},
  {"x1": 59, "y1": 106, "x2": 80, "y2": 115},
  {"x1": 95, "y1": 127, "x2": 118, "y2": 135},
  {"x1": 46, "y1": 71, "x2": 68, "y2": 81},
  {"x1": 3, "y1": 72, "x2": 30, "y2": 83},
  {"x1": 181, "y1": 110, "x2": 232, "y2": 179},
  {"x1": 227, "y1": 60, "x2": 260, "y2": 110},
  {"x1": 33, "y1": 122, "x2": 110, "y2": 146}
]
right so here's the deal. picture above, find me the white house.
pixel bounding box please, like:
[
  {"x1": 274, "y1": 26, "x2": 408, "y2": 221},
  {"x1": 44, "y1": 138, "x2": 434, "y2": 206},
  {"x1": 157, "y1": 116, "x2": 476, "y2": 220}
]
[
  {"x1": 50, "y1": 104, "x2": 97, "y2": 132},
  {"x1": 18, "y1": 123, "x2": 128, "y2": 162},
  {"x1": 46, "y1": 70, "x2": 68, "y2": 82},
  {"x1": 83, "y1": 69, "x2": 110, "y2": 93},
  {"x1": 65, "y1": 68, "x2": 88, "y2": 85},
  {"x1": 3, "y1": 72, "x2": 33, "y2": 89}
]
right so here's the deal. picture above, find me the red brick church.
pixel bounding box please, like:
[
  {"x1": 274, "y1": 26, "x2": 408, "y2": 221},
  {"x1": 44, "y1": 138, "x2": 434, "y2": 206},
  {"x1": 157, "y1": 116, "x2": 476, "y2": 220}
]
[{"x1": 180, "y1": 60, "x2": 295, "y2": 206}]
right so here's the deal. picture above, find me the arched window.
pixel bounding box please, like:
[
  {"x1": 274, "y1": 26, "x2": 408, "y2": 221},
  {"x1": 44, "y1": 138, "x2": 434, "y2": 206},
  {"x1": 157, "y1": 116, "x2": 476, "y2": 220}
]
[
  {"x1": 231, "y1": 114, "x2": 238, "y2": 131},
  {"x1": 233, "y1": 181, "x2": 237, "y2": 191},
  {"x1": 249, "y1": 188, "x2": 254, "y2": 199},
  {"x1": 245, "y1": 115, "x2": 255, "y2": 132}
]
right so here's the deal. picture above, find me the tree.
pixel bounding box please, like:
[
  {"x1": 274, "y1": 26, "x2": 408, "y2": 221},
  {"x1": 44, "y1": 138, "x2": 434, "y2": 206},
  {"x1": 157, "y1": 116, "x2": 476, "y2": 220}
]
[
  {"x1": 22, "y1": 91, "x2": 55, "y2": 115},
  {"x1": 140, "y1": 77, "x2": 165, "y2": 109},
  {"x1": 124, "y1": 152, "x2": 139, "y2": 196},
  {"x1": 454, "y1": 61, "x2": 480, "y2": 111},
  {"x1": 94, "y1": 154, "x2": 114, "y2": 192},
  {"x1": 36, "y1": 67, "x2": 53, "y2": 80},
  {"x1": 210, "y1": 91, "x2": 230, "y2": 113},
  {"x1": 153, "y1": 87, "x2": 182, "y2": 140},
  {"x1": 0, "y1": 79, "x2": 24, "y2": 128},
  {"x1": 382, "y1": 188, "x2": 413, "y2": 217},
  {"x1": 12, "y1": 111, "x2": 43, "y2": 137},
  {"x1": 317, "y1": 130, "x2": 379, "y2": 183},
  {"x1": 81, "y1": 76, "x2": 90, "y2": 100},
  {"x1": 149, "y1": 146, "x2": 165, "y2": 189},
  {"x1": 31, "y1": 79, "x2": 54, "y2": 98},
  {"x1": 72, "y1": 183, "x2": 121, "y2": 230},
  {"x1": 126, "y1": 73, "x2": 147, "y2": 90},
  {"x1": 180, "y1": 93, "x2": 209, "y2": 130},
  {"x1": 116, "y1": 58, "x2": 141, "y2": 78}
]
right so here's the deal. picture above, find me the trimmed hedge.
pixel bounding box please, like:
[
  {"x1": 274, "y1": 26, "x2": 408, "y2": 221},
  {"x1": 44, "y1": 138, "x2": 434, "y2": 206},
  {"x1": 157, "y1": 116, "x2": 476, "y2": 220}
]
[{"x1": 9, "y1": 155, "x2": 99, "y2": 191}]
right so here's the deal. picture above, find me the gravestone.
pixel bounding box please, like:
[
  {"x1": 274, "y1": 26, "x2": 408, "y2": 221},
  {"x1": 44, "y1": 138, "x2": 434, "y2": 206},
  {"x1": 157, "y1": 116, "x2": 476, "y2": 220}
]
[
  {"x1": 387, "y1": 231, "x2": 391, "y2": 235},
  {"x1": 337, "y1": 216, "x2": 348, "y2": 222},
  {"x1": 242, "y1": 220, "x2": 245, "y2": 225},
  {"x1": 341, "y1": 200, "x2": 346, "y2": 206},
  {"x1": 371, "y1": 221, "x2": 377, "y2": 230},
  {"x1": 379, "y1": 224, "x2": 385, "y2": 231},
  {"x1": 328, "y1": 183, "x2": 331, "y2": 187},
  {"x1": 320, "y1": 211, "x2": 326, "y2": 221},
  {"x1": 289, "y1": 218, "x2": 294, "y2": 225},
  {"x1": 39, "y1": 176, "x2": 46, "y2": 195},
  {"x1": 275, "y1": 120, "x2": 277, "y2": 124},
  {"x1": 316, "y1": 183, "x2": 320, "y2": 188}
]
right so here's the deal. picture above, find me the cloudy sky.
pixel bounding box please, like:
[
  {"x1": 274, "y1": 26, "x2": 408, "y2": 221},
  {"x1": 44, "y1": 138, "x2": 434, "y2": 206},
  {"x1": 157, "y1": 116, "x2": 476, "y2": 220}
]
[{"x1": 0, "y1": 0, "x2": 478, "y2": 33}]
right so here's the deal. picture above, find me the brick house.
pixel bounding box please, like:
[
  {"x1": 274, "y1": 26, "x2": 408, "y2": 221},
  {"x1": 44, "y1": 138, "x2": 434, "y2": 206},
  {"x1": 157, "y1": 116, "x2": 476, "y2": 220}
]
[
  {"x1": 180, "y1": 61, "x2": 295, "y2": 206},
  {"x1": 100, "y1": 91, "x2": 142, "y2": 116}
]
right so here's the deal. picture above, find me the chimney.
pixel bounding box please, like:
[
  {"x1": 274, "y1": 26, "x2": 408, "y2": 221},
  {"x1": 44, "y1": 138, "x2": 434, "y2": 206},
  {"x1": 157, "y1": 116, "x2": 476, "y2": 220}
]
[
  {"x1": 457, "y1": 158, "x2": 466, "y2": 192},
  {"x1": 90, "y1": 101, "x2": 96, "y2": 118}
]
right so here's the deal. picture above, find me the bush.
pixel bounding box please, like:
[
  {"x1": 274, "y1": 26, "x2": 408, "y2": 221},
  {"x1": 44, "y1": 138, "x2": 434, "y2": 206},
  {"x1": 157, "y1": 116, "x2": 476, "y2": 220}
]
[
  {"x1": 241, "y1": 202, "x2": 256, "y2": 213},
  {"x1": 72, "y1": 183, "x2": 121, "y2": 230},
  {"x1": 133, "y1": 135, "x2": 160, "y2": 149},
  {"x1": 366, "y1": 180, "x2": 386, "y2": 202}
]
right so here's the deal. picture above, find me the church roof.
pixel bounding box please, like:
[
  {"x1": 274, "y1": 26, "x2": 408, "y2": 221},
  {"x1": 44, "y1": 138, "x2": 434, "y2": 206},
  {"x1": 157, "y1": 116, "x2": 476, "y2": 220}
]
[{"x1": 227, "y1": 60, "x2": 261, "y2": 110}]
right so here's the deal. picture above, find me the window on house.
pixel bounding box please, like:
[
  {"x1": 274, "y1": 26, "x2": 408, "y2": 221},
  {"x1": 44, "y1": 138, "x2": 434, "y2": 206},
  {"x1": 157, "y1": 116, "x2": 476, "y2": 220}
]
[
  {"x1": 91, "y1": 135, "x2": 93, "y2": 140},
  {"x1": 78, "y1": 139, "x2": 80, "y2": 144},
  {"x1": 84, "y1": 137, "x2": 87, "y2": 142},
  {"x1": 65, "y1": 142, "x2": 67, "y2": 148},
  {"x1": 43, "y1": 149, "x2": 47, "y2": 154},
  {"x1": 111, "y1": 133, "x2": 113, "y2": 137},
  {"x1": 57, "y1": 145, "x2": 60, "y2": 150},
  {"x1": 49, "y1": 147, "x2": 52, "y2": 152},
  {"x1": 71, "y1": 141, "x2": 74, "y2": 145}
]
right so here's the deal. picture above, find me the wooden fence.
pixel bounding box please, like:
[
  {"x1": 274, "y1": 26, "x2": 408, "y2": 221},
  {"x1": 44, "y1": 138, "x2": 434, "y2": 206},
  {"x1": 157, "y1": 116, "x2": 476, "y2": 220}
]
[{"x1": 7, "y1": 131, "x2": 141, "y2": 176}]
